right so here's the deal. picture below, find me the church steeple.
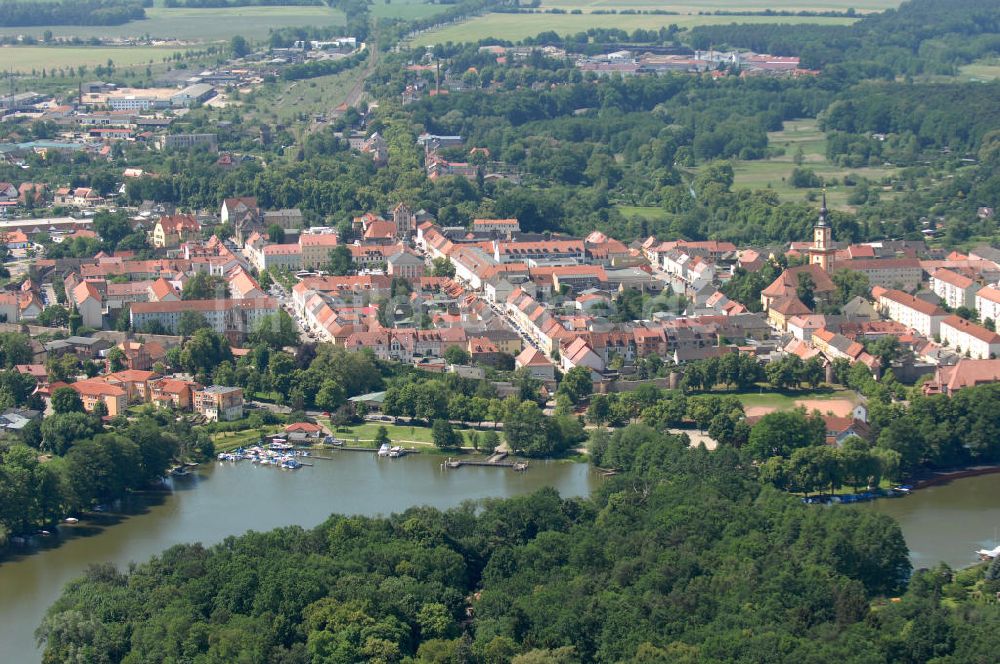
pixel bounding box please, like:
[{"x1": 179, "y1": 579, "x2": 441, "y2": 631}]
[
  {"x1": 809, "y1": 190, "x2": 834, "y2": 272},
  {"x1": 817, "y1": 191, "x2": 829, "y2": 227}
]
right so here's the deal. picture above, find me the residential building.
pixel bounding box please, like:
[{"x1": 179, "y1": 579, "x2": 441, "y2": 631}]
[
  {"x1": 930, "y1": 268, "x2": 979, "y2": 309},
  {"x1": 975, "y1": 286, "x2": 1000, "y2": 324},
  {"x1": 150, "y1": 377, "x2": 200, "y2": 410},
  {"x1": 106, "y1": 369, "x2": 159, "y2": 404},
  {"x1": 148, "y1": 277, "x2": 180, "y2": 302},
  {"x1": 194, "y1": 385, "x2": 244, "y2": 421},
  {"x1": 924, "y1": 358, "x2": 1000, "y2": 395},
  {"x1": 159, "y1": 133, "x2": 218, "y2": 152},
  {"x1": 257, "y1": 243, "x2": 302, "y2": 272},
  {"x1": 70, "y1": 379, "x2": 127, "y2": 416},
  {"x1": 130, "y1": 298, "x2": 277, "y2": 339},
  {"x1": 515, "y1": 346, "x2": 555, "y2": 380},
  {"x1": 844, "y1": 258, "x2": 923, "y2": 290},
  {"x1": 263, "y1": 208, "x2": 304, "y2": 231},
  {"x1": 472, "y1": 218, "x2": 521, "y2": 236},
  {"x1": 874, "y1": 288, "x2": 948, "y2": 338},
  {"x1": 298, "y1": 232, "x2": 340, "y2": 269},
  {"x1": 153, "y1": 214, "x2": 201, "y2": 248},
  {"x1": 939, "y1": 315, "x2": 1000, "y2": 360},
  {"x1": 70, "y1": 281, "x2": 104, "y2": 329}
]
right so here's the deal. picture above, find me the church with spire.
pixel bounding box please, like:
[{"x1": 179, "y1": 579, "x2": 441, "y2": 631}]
[
  {"x1": 760, "y1": 198, "x2": 838, "y2": 325},
  {"x1": 808, "y1": 192, "x2": 835, "y2": 272}
]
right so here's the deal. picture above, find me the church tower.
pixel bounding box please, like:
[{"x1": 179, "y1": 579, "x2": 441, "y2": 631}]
[{"x1": 809, "y1": 192, "x2": 834, "y2": 272}]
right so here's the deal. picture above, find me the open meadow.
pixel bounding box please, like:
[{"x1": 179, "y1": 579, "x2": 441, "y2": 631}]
[
  {"x1": 411, "y1": 12, "x2": 858, "y2": 45},
  {"x1": 0, "y1": 6, "x2": 345, "y2": 43},
  {"x1": 0, "y1": 45, "x2": 187, "y2": 73},
  {"x1": 712, "y1": 119, "x2": 902, "y2": 209},
  {"x1": 245, "y1": 67, "x2": 367, "y2": 125}
]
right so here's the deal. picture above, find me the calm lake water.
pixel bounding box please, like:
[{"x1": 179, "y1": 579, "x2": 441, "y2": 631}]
[
  {"x1": 0, "y1": 452, "x2": 599, "y2": 663},
  {"x1": 861, "y1": 473, "x2": 1000, "y2": 570}
]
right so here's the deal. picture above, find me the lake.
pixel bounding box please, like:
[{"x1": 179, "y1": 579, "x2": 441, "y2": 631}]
[
  {"x1": 0, "y1": 452, "x2": 599, "y2": 663},
  {"x1": 861, "y1": 473, "x2": 1000, "y2": 570}
]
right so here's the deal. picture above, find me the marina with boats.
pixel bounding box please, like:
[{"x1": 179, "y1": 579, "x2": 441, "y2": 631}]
[{"x1": 217, "y1": 440, "x2": 312, "y2": 469}]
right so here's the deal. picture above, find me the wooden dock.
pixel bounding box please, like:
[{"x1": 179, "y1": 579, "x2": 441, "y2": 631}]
[{"x1": 443, "y1": 457, "x2": 528, "y2": 471}]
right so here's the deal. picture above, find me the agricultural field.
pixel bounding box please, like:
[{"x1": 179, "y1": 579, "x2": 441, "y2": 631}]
[
  {"x1": 371, "y1": 0, "x2": 450, "y2": 21},
  {"x1": 539, "y1": 0, "x2": 899, "y2": 11},
  {"x1": 0, "y1": 45, "x2": 186, "y2": 74},
  {"x1": 0, "y1": 6, "x2": 345, "y2": 43},
  {"x1": 411, "y1": 12, "x2": 858, "y2": 46},
  {"x1": 712, "y1": 118, "x2": 902, "y2": 209}
]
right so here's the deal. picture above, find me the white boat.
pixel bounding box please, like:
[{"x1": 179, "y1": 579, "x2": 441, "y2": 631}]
[
  {"x1": 63, "y1": 517, "x2": 79, "y2": 524},
  {"x1": 388, "y1": 446, "x2": 404, "y2": 458},
  {"x1": 377, "y1": 443, "x2": 391, "y2": 457},
  {"x1": 977, "y1": 544, "x2": 1000, "y2": 560}
]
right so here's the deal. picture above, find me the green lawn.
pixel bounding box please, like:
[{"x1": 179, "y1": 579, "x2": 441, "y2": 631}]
[
  {"x1": 703, "y1": 118, "x2": 903, "y2": 210},
  {"x1": 211, "y1": 425, "x2": 286, "y2": 452},
  {"x1": 0, "y1": 6, "x2": 344, "y2": 42},
  {"x1": 0, "y1": 46, "x2": 186, "y2": 73},
  {"x1": 412, "y1": 13, "x2": 857, "y2": 46},
  {"x1": 332, "y1": 422, "x2": 488, "y2": 447},
  {"x1": 617, "y1": 205, "x2": 669, "y2": 222}
]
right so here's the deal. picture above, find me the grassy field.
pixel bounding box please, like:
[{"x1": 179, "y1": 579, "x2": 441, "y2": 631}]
[
  {"x1": 412, "y1": 13, "x2": 857, "y2": 45},
  {"x1": 247, "y1": 68, "x2": 367, "y2": 124},
  {"x1": 0, "y1": 6, "x2": 345, "y2": 42},
  {"x1": 211, "y1": 426, "x2": 286, "y2": 452},
  {"x1": 712, "y1": 118, "x2": 902, "y2": 209},
  {"x1": 371, "y1": 0, "x2": 450, "y2": 21},
  {"x1": 0, "y1": 45, "x2": 186, "y2": 73},
  {"x1": 616, "y1": 204, "x2": 669, "y2": 224},
  {"x1": 956, "y1": 59, "x2": 1000, "y2": 82},
  {"x1": 331, "y1": 422, "x2": 485, "y2": 446},
  {"x1": 539, "y1": 0, "x2": 898, "y2": 10}
]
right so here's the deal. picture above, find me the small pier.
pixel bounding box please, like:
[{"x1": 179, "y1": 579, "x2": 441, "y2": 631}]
[{"x1": 442, "y1": 456, "x2": 528, "y2": 471}]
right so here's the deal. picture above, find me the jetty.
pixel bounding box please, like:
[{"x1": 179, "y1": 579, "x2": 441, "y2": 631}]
[{"x1": 442, "y1": 455, "x2": 528, "y2": 471}]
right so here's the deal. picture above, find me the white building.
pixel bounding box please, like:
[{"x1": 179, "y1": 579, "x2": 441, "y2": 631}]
[
  {"x1": 930, "y1": 268, "x2": 978, "y2": 310},
  {"x1": 939, "y1": 314, "x2": 1000, "y2": 359},
  {"x1": 875, "y1": 288, "x2": 948, "y2": 338},
  {"x1": 130, "y1": 298, "x2": 277, "y2": 336},
  {"x1": 975, "y1": 286, "x2": 1000, "y2": 324}
]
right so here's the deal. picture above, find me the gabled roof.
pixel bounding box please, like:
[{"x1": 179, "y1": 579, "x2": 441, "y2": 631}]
[{"x1": 941, "y1": 315, "x2": 1000, "y2": 344}]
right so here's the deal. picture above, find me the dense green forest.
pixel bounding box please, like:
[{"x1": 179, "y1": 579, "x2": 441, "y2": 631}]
[
  {"x1": 41, "y1": 424, "x2": 1000, "y2": 663},
  {"x1": 689, "y1": 0, "x2": 1000, "y2": 76},
  {"x1": 0, "y1": 0, "x2": 148, "y2": 27}
]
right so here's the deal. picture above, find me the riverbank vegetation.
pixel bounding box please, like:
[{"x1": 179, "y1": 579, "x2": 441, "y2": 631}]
[
  {"x1": 39, "y1": 421, "x2": 1000, "y2": 663},
  {"x1": 0, "y1": 408, "x2": 214, "y2": 546}
]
